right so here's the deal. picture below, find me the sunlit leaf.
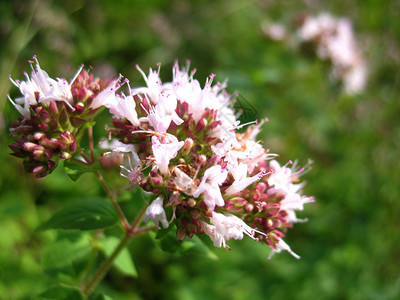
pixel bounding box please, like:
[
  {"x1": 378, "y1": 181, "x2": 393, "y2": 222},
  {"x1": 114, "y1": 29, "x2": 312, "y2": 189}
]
[{"x1": 99, "y1": 235, "x2": 138, "y2": 277}]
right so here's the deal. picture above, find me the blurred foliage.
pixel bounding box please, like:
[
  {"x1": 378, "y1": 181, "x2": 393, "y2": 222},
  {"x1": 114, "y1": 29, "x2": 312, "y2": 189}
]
[{"x1": 1, "y1": 0, "x2": 400, "y2": 299}]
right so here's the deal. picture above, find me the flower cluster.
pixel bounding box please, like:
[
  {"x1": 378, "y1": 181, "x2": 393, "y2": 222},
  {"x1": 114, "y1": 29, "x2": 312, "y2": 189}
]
[
  {"x1": 297, "y1": 13, "x2": 367, "y2": 95},
  {"x1": 8, "y1": 57, "x2": 113, "y2": 177},
  {"x1": 106, "y1": 63, "x2": 314, "y2": 258},
  {"x1": 7, "y1": 58, "x2": 314, "y2": 258}
]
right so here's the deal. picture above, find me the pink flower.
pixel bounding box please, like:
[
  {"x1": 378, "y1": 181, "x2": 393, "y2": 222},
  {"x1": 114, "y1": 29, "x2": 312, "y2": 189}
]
[
  {"x1": 107, "y1": 90, "x2": 140, "y2": 126},
  {"x1": 146, "y1": 92, "x2": 183, "y2": 132},
  {"x1": 225, "y1": 163, "x2": 266, "y2": 196},
  {"x1": 201, "y1": 212, "x2": 261, "y2": 248},
  {"x1": 268, "y1": 238, "x2": 300, "y2": 260},
  {"x1": 193, "y1": 165, "x2": 228, "y2": 210},
  {"x1": 151, "y1": 136, "x2": 184, "y2": 175},
  {"x1": 8, "y1": 57, "x2": 81, "y2": 118},
  {"x1": 91, "y1": 78, "x2": 120, "y2": 110},
  {"x1": 143, "y1": 196, "x2": 169, "y2": 229}
]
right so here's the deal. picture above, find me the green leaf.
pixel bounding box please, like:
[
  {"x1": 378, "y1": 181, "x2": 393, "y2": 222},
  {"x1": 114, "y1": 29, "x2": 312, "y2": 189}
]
[
  {"x1": 157, "y1": 230, "x2": 182, "y2": 253},
  {"x1": 36, "y1": 198, "x2": 119, "y2": 231},
  {"x1": 63, "y1": 160, "x2": 99, "y2": 181},
  {"x1": 74, "y1": 121, "x2": 97, "y2": 141},
  {"x1": 152, "y1": 228, "x2": 218, "y2": 259},
  {"x1": 38, "y1": 284, "x2": 84, "y2": 300},
  {"x1": 99, "y1": 236, "x2": 138, "y2": 277},
  {"x1": 180, "y1": 235, "x2": 218, "y2": 260},
  {"x1": 89, "y1": 293, "x2": 114, "y2": 300},
  {"x1": 155, "y1": 222, "x2": 174, "y2": 239},
  {"x1": 42, "y1": 232, "x2": 92, "y2": 271}
]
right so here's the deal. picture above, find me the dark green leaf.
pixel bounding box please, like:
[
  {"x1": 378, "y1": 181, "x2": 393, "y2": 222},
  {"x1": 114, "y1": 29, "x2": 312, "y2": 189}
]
[
  {"x1": 38, "y1": 284, "x2": 84, "y2": 300},
  {"x1": 36, "y1": 198, "x2": 119, "y2": 231},
  {"x1": 63, "y1": 160, "x2": 99, "y2": 181}
]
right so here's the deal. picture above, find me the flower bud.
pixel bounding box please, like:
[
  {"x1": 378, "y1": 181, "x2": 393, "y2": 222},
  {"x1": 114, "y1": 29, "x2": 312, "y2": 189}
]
[
  {"x1": 37, "y1": 107, "x2": 51, "y2": 123},
  {"x1": 168, "y1": 191, "x2": 181, "y2": 206},
  {"x1": 74, "y1": 102, "x2": 85, "y2": 114},
  {"x1": 32, "y1": 165, "x2": 45, "y2": 176},
  {"x1": 195, "y1": 154, "x2": 207, "y2": 168},
  {"x1": 69, "y1": 140, "x2": 77, "y2": 152},
  {"x1": 148, "y1": 171, "x2": 163, "y2": 187},
  {"x1": 176, "y1": 227, "x2": 186, "y2": 242},
  {"x1": 60, "y1": 151, "x2": 72, "y2": 160},
  {"x1": 195, "y1": 118, "x2": 207, "y2": 134},
  {"x1": 50, "y1": 138, "x2": 62, "y2": 150},
  {"x1": 181, "y1": 138, "x2": 194, "y2": 156},
  {"x1": 187, "y1": 198, "x2": 196, "y2": 208},
  {"x1": 49, "y1": 118, "x2": 58, "y2": 130},
  {"x1": 189, "y1": 209, "x2": 201, "y2": 219},
  {"x1": 59, "y1": 108, "x2": 69, "y2": 129},
  {"x1": 208, "y1": 120, "x2": 221, "y2": 130},
  {"x1": 59, "y1": 131, "x2": 74, "y2": 145},
  {"x1": 245, "y1": 203, "x2": 254, "y2": 212},
  {"x1": 33, "y1": 132, "x2": 45, "y2": 140},
  {"x1": 23, "y1": 142, "x2": 37, "y2": 152},
  {"x1": 38, "y1": 123, "x2": 49, "y2": 131},
  {"x1": 39, "y1": 137, "x2": 51, "y2": 148},
  {"x1": 33, "y1": 147, "x2": 45, "y2": 161},
  {"x1": 48, "y1": 101, "x2": 59, "y2": 116}
]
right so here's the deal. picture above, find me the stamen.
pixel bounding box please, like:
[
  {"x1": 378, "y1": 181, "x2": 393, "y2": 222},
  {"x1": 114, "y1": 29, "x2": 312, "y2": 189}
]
[
  {"x1": 136, "y1": 64, "x2": 148, "y2": 85},
  {"x1": 9, "y1": 75, "x2": 21, "y2": 88},
  {"x1": 70, "y1": 64, "x2": 84, "y2": 85},
  {"x1": 234, "y1": 120, "x2": 258, "y2": 130},
  {"x1": 7, "y1": 95, "x2": 17, "y2": 106},
  {"x1": 156, "y1": 62, "x2": 161, "y2": 75}
]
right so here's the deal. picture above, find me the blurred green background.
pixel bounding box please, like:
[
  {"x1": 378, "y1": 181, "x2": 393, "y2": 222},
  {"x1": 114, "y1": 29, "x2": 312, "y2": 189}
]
[{"x1": 1, "y1": 0, "x2": 400, "y2": 299}]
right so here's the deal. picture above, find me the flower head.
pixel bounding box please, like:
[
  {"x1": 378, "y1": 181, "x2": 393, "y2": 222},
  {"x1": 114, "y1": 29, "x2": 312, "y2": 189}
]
[
  {"x1": 8, "y1": 57, "x2": 116, "y2": 177},
  {"x1": 297, "y1": 13, "x2": 367, "y2": 94},
  {"x1": 107, "y1": 63, "x2": 314, "y2": 258}
]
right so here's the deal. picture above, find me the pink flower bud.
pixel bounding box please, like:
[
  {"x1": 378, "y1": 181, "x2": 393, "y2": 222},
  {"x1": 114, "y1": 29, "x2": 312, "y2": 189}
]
[
  {"x1": 195, "y1": 118, "x2": 207, "y2": 134},
  {"x1": 48, "y1": 101, "x2": 59, "y2": 116},
  {"x1": 38, "y1": 123, "x2": 49, "y2": 131},
  {"x1": 59, "y1": 108, "x2": 69, "y2": 129},
  {"x1": 33, "y1": 132, "x2": 45, "y2": 140},
  {"x1": 74, "y1": 102, "x2": 85, "y2": 114},
  {"x1": 23, "y1": 142, "x2": 37, "y2": 152}
]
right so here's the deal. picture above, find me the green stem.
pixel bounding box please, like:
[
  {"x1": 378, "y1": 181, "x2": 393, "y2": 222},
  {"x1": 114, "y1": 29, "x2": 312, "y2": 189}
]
[
  {"x1": 88, "y1": 126, "x2": 95, "y2": 163},
  {"x1": 130, "y1": 204, "x2": 148, "y2": 231},
  {"x1": 81, "y1": 232, "x2": 131, "y2": 297},
  {"x1": 95, "y1": 171, "x2": 130, "y2": 230}
]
